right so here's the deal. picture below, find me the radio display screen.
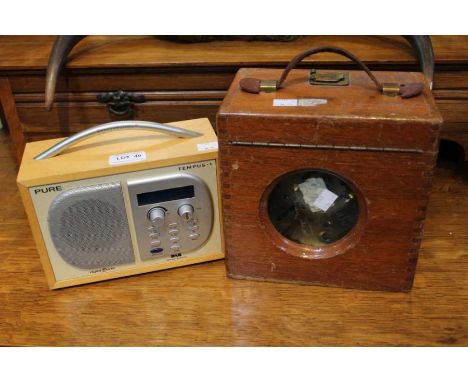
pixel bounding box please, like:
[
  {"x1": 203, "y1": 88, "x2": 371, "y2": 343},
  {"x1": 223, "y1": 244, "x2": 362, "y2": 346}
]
[{"x1": 137, "y1": 185, "x2": 195, "y2": 206}]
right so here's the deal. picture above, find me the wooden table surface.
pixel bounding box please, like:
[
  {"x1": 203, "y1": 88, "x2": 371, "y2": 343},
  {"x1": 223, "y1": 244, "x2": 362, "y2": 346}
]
[{"x1": 0, "y1": 130, "x2": 466, "y2": 346}]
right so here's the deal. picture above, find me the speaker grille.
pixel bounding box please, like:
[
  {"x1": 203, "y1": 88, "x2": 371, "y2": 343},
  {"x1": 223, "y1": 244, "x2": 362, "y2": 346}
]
[{"x1": 48, "y1": 182, "x2": 135, "y2": 269}]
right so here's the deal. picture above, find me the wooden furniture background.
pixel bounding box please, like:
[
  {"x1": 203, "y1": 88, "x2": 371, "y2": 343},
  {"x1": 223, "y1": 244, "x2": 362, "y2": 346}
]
[
  {"x1": 0, "y1": 129, "x2": 466, "y2": 345},
  {"x1": 0, "y1": 36, "x2": 467, "y2": 346},
  {"x1": 0, "y1": 35, "x2": 467, "y2": 162}
]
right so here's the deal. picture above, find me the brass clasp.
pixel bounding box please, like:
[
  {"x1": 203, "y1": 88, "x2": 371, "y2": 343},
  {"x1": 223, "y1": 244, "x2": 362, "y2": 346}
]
[{"x1": 309, "y1": 69, "x2": 349, "y2": 86}]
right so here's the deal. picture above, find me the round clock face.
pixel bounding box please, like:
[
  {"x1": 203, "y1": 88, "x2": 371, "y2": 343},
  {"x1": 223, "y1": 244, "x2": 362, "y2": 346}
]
[{"x1": 267, "y1": 169, "x2": 360, "y2": 247}]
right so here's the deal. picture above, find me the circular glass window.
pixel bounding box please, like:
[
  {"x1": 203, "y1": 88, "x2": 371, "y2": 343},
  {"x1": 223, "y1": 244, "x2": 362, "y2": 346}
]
[{"x1": 267, "y1": 170, "x2": 359, "y2": 247}]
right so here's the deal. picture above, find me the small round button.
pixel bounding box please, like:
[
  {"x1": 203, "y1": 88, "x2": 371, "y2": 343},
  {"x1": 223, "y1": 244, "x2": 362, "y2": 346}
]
[
  {"x1": 170, "y1": 244, "x2": 181, "y2": 252},
  {"x1": 168, "y1": 222, "x2": 178, "y2": 228},
  {"x1": 151, "y1": 239, "x2": 161, "y2": 246},
  {"x1": 189, "y1": 233, "x2": 200, "y2": 240},
  {"x1": 169, "y1": 229, "x2": 179, "y2": 236},
  {"x1": 170, "y1": 236, "x2": 180, "y2": 243},
  {"x1": 190, "y1": 225, "x2": 199, "y2": 232},
  {"x1": 150, "y1": 247, "x2": 164, "y2": 254}
]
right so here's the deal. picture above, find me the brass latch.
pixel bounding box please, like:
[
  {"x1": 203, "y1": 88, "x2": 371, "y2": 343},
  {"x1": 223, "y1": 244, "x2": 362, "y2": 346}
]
[
  {"x1": 309, "y1": 69, "x2": 349, "y2": 86},
  {"x1": 259, "y1": 80, "x2": 278, "y2": 93},
  {"x1": 381, "y1": 83, "x2": 401, "y2": 97}
]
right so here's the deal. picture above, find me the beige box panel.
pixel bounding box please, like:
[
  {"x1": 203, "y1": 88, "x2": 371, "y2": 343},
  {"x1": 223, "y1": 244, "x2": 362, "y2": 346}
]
[{"x1": 17, "y1": 118, "x2": 224, "y2": 288}]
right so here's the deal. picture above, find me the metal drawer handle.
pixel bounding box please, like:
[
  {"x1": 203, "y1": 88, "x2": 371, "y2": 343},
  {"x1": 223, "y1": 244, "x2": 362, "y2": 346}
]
[
  {"x1": 96, "y1": 90, "x2": 146, "y2": 116},
  {"x1": 34, "y1": 120, "x2": 202, "y2": 160}
]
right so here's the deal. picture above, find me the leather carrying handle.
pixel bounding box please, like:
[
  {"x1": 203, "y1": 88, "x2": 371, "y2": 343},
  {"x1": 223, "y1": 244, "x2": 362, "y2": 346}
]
[
  {"x1": 240, "y1": 46, "x2": 424, "y2": 98},
  {"x1": 277, "y1": 46, "x2": 382, "y2": 91}
]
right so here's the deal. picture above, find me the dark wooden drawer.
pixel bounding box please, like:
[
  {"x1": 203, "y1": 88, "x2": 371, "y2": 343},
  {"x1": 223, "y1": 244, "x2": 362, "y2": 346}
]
[
  {"x1": 435, "y1": 99, "x2": 468, "y2": 123},
  {"x1": 433, "y1": 71, "x2": 468, "y2": 89},
  {"x1": 16, "y1": 98, "x2": 221, "y2": 134},
  {"x1": 8, "y1": 68, "x2": 237, "y2": 94}
]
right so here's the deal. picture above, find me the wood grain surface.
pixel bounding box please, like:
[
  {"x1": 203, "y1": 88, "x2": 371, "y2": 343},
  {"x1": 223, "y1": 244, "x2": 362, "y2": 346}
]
[
  {"x1": 0, "y1": 36, "x2": 467, "y2": 70},
  {"x1": 0, "y1": 36, "x2": 468, "y2": 70},
  {"x1": 0, "y1": 129, "x2": 466, "y2": 346},
  {"x1": 217, "y1": 69, "x2": 441, "y2": 292}
]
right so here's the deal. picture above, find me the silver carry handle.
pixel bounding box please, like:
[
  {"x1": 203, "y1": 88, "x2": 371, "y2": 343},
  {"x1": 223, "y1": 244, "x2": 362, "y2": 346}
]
[{"x1": 34, "y1": 120, "x2": 203, "y2": 160}]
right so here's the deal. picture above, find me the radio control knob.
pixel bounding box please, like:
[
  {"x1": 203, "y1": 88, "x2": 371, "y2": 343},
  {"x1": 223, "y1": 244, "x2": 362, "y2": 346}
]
[
  {"x1": 178, "y1": 204, "x2": 194, "y2": 222},
  {"x1": 148, "y1": 207, "x2": 165, "y2": 228}
]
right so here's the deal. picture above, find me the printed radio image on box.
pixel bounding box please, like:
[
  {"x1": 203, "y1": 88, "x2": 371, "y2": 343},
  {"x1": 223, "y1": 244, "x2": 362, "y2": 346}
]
[
  {"x1": 17, "y1": 118, "x2": 223, "y2": 289},
  {"x1": 217, "y1": 47, "x2": 443, "y2": 291}
]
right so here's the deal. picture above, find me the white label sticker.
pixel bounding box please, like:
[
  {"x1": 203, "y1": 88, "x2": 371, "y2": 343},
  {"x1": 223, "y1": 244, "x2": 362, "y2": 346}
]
[
  {"x1": 197, "y1": 141, "x2": 218, "y2": 151},
  {"x1": 273, "y1": 99, "x2": 298, "y2": 107},
  {"x1": 298, "y1": 98, "x2": 328, "y2": 106},
  {"x1": 313, "y1": 188, "x2": 339, "y2": 212},
  {"x1": 273, "y1": 98, "x2": 327, "y2": 107},
  {"x1": 109, "y1": 151, "x2": 147, "y2": 165}
]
